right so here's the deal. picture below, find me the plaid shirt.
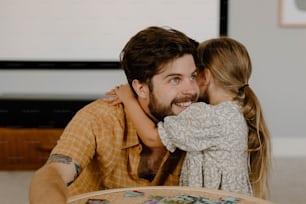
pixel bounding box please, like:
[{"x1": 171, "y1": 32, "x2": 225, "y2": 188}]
[{"x1": 51, "y1": 99, "x2": 185, "y2": 196}]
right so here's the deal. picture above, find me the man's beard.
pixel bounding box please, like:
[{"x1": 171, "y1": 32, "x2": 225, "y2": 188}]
[{"x1": 148, "y1": 91, "x2": 198, "y2": 122}]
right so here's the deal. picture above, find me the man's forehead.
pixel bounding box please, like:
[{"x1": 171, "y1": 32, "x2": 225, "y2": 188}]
[{"x1": 155, "y1": 56, "x2": 196, "y2": 77}]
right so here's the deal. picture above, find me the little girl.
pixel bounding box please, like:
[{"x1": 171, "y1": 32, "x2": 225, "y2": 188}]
[{"x1": 105, "y1": 37, "x2": 271, "y2": 199}]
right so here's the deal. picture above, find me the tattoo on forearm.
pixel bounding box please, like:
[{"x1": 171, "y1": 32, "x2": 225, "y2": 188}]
[
  {"x1": 47, "y1": 154, "x2": 82, "y2": 186},
  {"x1": 74, "y1": 163, "x2": 81, "y2": 177},
  {"x1": 67, "y1": 163, "x2": 82, "y2": 186},
  {"x1": 47, "y1": 154, "x2": 72, "y2": 164}
]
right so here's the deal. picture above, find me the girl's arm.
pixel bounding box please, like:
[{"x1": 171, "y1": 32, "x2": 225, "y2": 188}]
[
  {"x1": 106, "y1": 84, "x2": 163, "y2": 148},
  {"x1": 158, "y1": 103, "x2": 218, "y2": 152}
]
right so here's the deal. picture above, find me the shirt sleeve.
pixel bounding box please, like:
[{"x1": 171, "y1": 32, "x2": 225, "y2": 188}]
[
  {"x1": 51, "y1": 107, "x2": 97, "y2": 169},
  {"x1": 157, "y1": 102, "x2": 223, "y2": 152},
  {"x1": 51, "y1": 100, "x2": 122, "y2": 169}
]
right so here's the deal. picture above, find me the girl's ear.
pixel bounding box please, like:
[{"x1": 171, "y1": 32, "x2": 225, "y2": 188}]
[
  {"x1": 203, "y1": 69, "x2": 212, "y2": 85},
  {"x1": 197, "y1": 69, "x2": 211, "y2": 86},
  {"x1": 131, "y1": 80, "x2": 148, "y2": 98}
]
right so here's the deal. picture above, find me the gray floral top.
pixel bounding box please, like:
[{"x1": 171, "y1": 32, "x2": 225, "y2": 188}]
[{"x1": 158, "y1": 101, "x2": 252, "y2": 196}]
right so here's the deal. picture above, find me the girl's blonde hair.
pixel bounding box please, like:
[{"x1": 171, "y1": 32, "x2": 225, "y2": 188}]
[{"x1": 198, "y1": 37, "x2": 271, "y2": 199}]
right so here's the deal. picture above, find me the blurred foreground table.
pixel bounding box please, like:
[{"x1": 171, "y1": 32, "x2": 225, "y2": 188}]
[{"x1": 68, "y1": 186, "x2": 275, "y2": 204}]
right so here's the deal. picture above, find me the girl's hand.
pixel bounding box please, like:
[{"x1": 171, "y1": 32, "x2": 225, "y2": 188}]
[
  {"x1": 103, "y1": 88, "x2": 121, "y2": 105},
  {"x1": 113, "y1": 84, "x2": 135, "y2": 104},
  {"x1": 103, "y1": 84, "x2": 135, "y2": 105}
]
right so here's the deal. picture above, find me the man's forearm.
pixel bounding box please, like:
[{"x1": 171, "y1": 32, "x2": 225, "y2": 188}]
[{"x1": 29, "y1": 165, "x2": 68, "y2": 204}]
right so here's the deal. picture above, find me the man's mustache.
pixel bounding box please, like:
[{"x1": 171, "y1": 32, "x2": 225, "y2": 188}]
[{"x1": 172, "y1": 94, "x2": 198, "y2": 104}]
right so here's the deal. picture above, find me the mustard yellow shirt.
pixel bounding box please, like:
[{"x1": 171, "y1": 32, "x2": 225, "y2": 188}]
[{"x1": 51, "y1": 99, "x2": 184, "y2": 196}]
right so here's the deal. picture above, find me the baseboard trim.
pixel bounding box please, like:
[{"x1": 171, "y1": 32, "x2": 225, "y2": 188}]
[{"x1": 272, "y1": 137, "x2": 306, "y2": 157}]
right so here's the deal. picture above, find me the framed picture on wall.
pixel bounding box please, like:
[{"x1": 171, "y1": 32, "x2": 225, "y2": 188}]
[{"x1": 279, "y1": 0, "x2": 306, "y2": 27}]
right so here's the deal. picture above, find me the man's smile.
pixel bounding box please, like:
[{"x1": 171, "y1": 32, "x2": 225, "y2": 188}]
[{"x1": 174, "y1": 101, "x2": 192, "y2": 108}]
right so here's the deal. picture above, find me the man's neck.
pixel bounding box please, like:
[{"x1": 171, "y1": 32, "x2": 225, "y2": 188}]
[{"x1": 138, "y1": 144, "x2": 167, "y2": 181}]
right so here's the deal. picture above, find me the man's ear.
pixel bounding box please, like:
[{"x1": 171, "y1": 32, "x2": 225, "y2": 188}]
[{"x1": 131, "y1": 80, "x2": 148, "y2": 98}]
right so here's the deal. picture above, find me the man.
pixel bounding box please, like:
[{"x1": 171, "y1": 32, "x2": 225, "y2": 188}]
[{"x1": 29, "y1": 26, "x2": 200, "y2": 204}]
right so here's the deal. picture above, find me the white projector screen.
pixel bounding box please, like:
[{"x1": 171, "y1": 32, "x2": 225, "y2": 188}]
[{"x1": 0, "y1": 0, "x2": 227, "y2": 69}]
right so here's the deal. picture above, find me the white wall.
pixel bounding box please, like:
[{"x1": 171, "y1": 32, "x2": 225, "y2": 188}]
[
  {"x1": 0, "y1": 69, "x2": 127, "y2": 97},
  {"x1": 0, "y1": 0, "x2": 220, "y2": 96},
  {"x1": 0, "y1": 0, "x2": 219, "y2": 61},
  {"x1": 228, "y1": 0, "x2": 306, "y2": 156},
  {"x1": 1, "y1": 0, "x2": 306, "y2": 156}
]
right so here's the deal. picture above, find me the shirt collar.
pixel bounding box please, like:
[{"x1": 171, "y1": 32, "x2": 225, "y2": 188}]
[{"x1": 121, "y1": 112, "x2": 141, "y2": 149}]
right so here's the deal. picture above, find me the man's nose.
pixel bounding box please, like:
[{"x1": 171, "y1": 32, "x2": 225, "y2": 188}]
[{"x1": 182, "y1": 80, "x2": 199, "y2": 95}]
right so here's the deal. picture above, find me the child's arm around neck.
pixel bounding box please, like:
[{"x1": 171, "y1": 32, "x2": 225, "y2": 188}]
[{"x1": 114, "y1": 84, "x2": 163, "y2": 148}]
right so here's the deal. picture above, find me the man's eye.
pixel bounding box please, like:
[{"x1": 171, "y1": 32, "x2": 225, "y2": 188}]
[
  {"x1": 170, "y1": 78, "x2": 180, "y2": 84},
  {"x1": 190, "y1": 72, "x2": 198, "y2": 81}
]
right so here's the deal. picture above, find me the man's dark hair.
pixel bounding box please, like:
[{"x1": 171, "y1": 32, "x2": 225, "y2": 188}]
[{"x1": 120, "y1": 26, "x2": 199, "y2": 91}]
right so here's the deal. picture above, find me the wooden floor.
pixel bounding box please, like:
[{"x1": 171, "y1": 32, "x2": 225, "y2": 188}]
[{"x1": 0, "y1": 157, "x2": 305, "y2": 204}]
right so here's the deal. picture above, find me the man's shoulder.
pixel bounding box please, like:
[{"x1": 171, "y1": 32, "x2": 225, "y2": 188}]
[{"x1": 80, "y1": 99, "x2": 124, "y2": 117}]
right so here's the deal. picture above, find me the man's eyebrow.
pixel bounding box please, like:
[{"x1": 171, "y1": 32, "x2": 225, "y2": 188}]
[
  {"x1": 164, "y1": 73, "x2": 182, "y2": 78},
  {"x1": 161, "y1": 73, "x2": 183, "y2": 80},
  {"x1": 163, "y1": 70, "x2": 197, "y2": 79}
]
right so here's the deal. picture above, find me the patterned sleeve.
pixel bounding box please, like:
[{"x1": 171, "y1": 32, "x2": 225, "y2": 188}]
[
  {"x1": 51, "y1": 107, "x2": 97, "y2": 168},
  {"x1": 51, "y1": 100, "x2": 120, "y2": 169},
  {"x1": 157, "y1": 102, "x2": 223, "y2": 152}
]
